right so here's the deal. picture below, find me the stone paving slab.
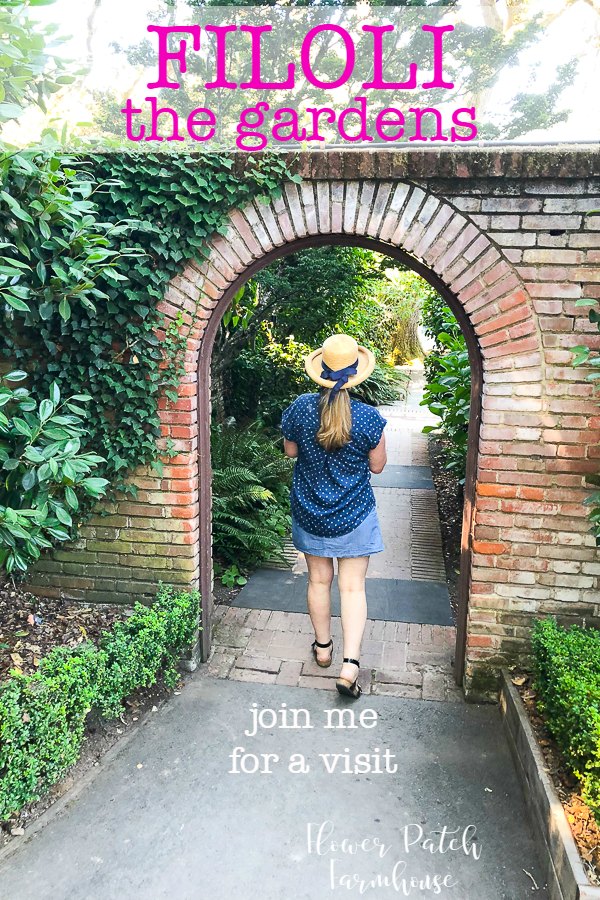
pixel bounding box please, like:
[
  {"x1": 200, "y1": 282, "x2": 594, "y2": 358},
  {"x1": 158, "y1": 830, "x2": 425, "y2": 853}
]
[
  {"x1": 386, "y1": 431, "x2": 431, "y2": 467},
  {"x1": 231, "y1": 571, "x2": 453, "y2": 625},
  {"x1": 380, "y1": 365, "x2": 440, "y2": 422},
  {"x1": 211, "y1": 605, "x2": 459, "y2": 701},
  {"x1": 370, "y1": 464, "x2": 434, "y2": 490},
  {"x1": 0, "y1": 676, "x2": 547, "y2": 899},
  {"x1": 380, "y1": 392, "x2": 436, "y2": 467}
]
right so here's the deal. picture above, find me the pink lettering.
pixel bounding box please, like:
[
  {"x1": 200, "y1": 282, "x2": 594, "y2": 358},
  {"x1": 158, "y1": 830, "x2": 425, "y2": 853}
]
[
  {"x1": 361, "y1": 25, "x2": 417, "y2": 90},
  {"x1": 239, "y1": 26, "x2": 295, "y2": 89},
  {"x1": 146, "y1": 25, "x2": 201, "y2": 90},
  {"x1": 301, "y1": 25, "x2": 354, "y2": 89}
]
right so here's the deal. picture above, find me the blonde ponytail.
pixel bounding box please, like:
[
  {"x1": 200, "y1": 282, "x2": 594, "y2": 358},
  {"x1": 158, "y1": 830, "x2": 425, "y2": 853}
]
[{"x1": 316, "y1": 389, "x2": 352, "y2": 452}]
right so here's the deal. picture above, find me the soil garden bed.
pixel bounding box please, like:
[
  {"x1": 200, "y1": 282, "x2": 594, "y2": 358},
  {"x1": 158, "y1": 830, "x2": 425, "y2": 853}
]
[
  {"x1": 0, "y1": 581, "x2": 187, "y2": 850},
  {"x1": 428, "y1": 435, "x2": 462, "y2": 618},
  {"x1": 213, "y1": 578, "x2": 245, "y2": 607},
  {"x1": 0, "y1": 582, "x2": 129, "y2": 680},
  {"x1": 511, "y1": 669, "x2": 600, "y2": 887}
]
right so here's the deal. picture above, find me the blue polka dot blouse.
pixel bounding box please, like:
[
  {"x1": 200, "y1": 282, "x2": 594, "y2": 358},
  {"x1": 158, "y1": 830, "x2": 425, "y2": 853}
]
[{"x1": 281, "y1": 392, "x2": 387, "y2": 538}]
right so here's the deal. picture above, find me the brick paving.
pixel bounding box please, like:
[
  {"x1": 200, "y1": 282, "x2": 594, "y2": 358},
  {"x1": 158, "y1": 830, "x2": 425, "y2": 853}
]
[{"x1": 209, "y1": 604, "x2": 461, "y2": 702}]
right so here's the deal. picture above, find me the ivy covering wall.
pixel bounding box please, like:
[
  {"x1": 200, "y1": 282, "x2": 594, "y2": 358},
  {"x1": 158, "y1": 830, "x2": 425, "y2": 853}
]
[{"x1": 0, "y1": 151, "x2": 295, "y2": 497}]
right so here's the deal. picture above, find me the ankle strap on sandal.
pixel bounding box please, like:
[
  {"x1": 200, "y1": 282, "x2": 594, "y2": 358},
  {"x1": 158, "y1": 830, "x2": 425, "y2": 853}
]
[
  {"x1": 343, "y1": 657, "x2": 360, "y2": 666},
  {"x1": 314, "y1": 638, "x2": 333, "y2": 648}
]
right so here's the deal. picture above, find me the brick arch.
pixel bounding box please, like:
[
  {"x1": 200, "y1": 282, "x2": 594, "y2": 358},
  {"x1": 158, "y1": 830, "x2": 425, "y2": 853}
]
[
  {"x1": 156, "y1": 178, "x2": 545, "y2": 694},
  {"x1": 170, "y1": 180, "x2": 543, "y2": 369},
  {"x1": 28, "y1": 149, "x2": 600, "y2": 700}
]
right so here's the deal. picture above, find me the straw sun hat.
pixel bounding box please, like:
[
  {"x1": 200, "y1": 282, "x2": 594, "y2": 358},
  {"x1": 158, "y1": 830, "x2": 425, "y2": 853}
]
[{"x1": 304, "y1": 334, "x2": 376, "y2": 391}]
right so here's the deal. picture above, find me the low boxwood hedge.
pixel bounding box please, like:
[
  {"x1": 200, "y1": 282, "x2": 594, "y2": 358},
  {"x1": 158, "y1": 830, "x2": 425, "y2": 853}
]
[
  {"x1": 0, "y1": 585, "x2": 199, "y2": 822},
  {"x1": 531, "y1": 617, "x2": 600, "y2": 823}
]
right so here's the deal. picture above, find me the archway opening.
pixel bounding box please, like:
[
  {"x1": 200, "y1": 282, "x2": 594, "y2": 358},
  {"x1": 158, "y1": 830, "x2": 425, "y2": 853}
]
[{"x1": 198, "y1": 234, "x2": 483, "y2": 688}]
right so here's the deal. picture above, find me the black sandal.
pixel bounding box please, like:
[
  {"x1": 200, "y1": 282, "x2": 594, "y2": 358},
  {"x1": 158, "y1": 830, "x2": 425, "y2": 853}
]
[
  {"x1": 311, "y1": 638, "x2": 333, "y2": 668},
  {"x1": 336, "y1": 658, "x2": 362, "y2": 699}
]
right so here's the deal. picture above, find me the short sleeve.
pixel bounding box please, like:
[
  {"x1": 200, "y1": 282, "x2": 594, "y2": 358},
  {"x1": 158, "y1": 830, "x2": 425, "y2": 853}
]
[
  {"x1": 364, "y1": 406, "x2": 387, "y2": 450},
  {"x1": 281, "y1": 398, "x2": 300, "y2": 442}
]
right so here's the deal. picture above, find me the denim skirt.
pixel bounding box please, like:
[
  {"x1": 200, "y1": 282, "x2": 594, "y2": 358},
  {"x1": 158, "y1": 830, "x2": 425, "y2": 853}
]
[{"x1": 291, "y1": 506, "x2": 384, "y2": 559}]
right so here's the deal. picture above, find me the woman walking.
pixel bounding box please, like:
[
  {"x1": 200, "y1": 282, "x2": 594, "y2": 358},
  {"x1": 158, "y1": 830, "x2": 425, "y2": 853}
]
[{"x1": 281, "y1": 334, "x2": 387, "y2": 699}]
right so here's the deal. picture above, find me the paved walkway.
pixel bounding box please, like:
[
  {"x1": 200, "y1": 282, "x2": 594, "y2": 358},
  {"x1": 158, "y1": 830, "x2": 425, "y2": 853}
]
[
  {"x1": 0, "y1": 368, "x2": 549, "y2": 897},
  {"x1": 0, "y1": 677, "x2": 547, "y2": 899},
  {"x1": 211, "y1": 366, "x2": 459, "y2": 701}
]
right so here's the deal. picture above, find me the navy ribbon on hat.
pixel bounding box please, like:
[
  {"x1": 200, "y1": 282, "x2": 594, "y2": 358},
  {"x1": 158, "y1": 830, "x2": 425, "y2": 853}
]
[{"x1": 321, "y1": 358, "x2": 359, "y2": 404}]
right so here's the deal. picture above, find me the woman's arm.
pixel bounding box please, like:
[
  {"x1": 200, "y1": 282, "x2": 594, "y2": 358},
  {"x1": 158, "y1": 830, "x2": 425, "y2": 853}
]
[
  {"x1": 368, "y1": 433, "x2": 387, "y2": 474},
  {"x1": 283, "y1": 438, "x2": 298, "y2": 459}
]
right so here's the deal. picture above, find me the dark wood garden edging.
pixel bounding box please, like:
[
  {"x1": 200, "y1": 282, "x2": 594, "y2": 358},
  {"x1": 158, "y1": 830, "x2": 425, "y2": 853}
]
[{"x1": 500, "y1": 671, "x2": 600, "y2": 900}]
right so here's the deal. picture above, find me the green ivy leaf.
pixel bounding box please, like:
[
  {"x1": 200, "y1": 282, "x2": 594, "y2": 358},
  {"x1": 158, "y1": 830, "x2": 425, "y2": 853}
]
[
  {"x1": 64, "y1": 485, "x2": 78, "y2": 510},
  {"x1": 58, "y1": 297, "x2": 71, "y2": 321},
  {"x1": 54, "y1": 506, "x2": 72, "y2": 527},
  {"x1": 39, "y1": 398, "x2": 54, "y2": 422},
  {"x1": 3, "y1": 293, "x2": 30, "y2": 312}
]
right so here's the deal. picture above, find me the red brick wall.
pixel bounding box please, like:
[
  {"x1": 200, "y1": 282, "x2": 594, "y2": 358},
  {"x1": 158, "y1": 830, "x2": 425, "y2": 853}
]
[{"x1": 27, "y1": 148, "x2": 600, "y2": 698}]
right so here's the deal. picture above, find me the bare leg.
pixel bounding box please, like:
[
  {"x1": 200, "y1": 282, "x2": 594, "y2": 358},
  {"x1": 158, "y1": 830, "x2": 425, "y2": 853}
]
[
  {"x1": 337, "y1": 556, "x2": 369, "y2": 682},
  {"x1": 305, "y1": 554, "x2": 334, "y2": 664}
]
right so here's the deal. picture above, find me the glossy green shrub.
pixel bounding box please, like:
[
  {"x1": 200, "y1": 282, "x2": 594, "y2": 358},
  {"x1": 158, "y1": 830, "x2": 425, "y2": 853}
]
[
  {"x1": 531, "y1": 618, "x2": 600, "y2": 823},
  {"x1": 0, "y1": 644, "x2": 100, "y2": 820},
  {"x1": 420, "y1": 297, "x2": 470, "y2": 480},
  {"x1": 0, "y1": 371, "x2": 108, "y2": 574},
  {"x1": 227, "y1": 328, "x2": 406, "y2": 428},
  {"x1": 421, "y1": 332, "x2": 471, "y2": 481},
  {"x1": 571, "y1": 297, "x2": 600, "y2": 545},
  {"x1": 226, "y1": 330, "x2": 312, "y2": 427},
  {"x1": 0, "y1": 585, "x2": 199, "y2": 821},
  {"x1": 96, "y1": 586, "x2": 198, "y2": 718}
]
